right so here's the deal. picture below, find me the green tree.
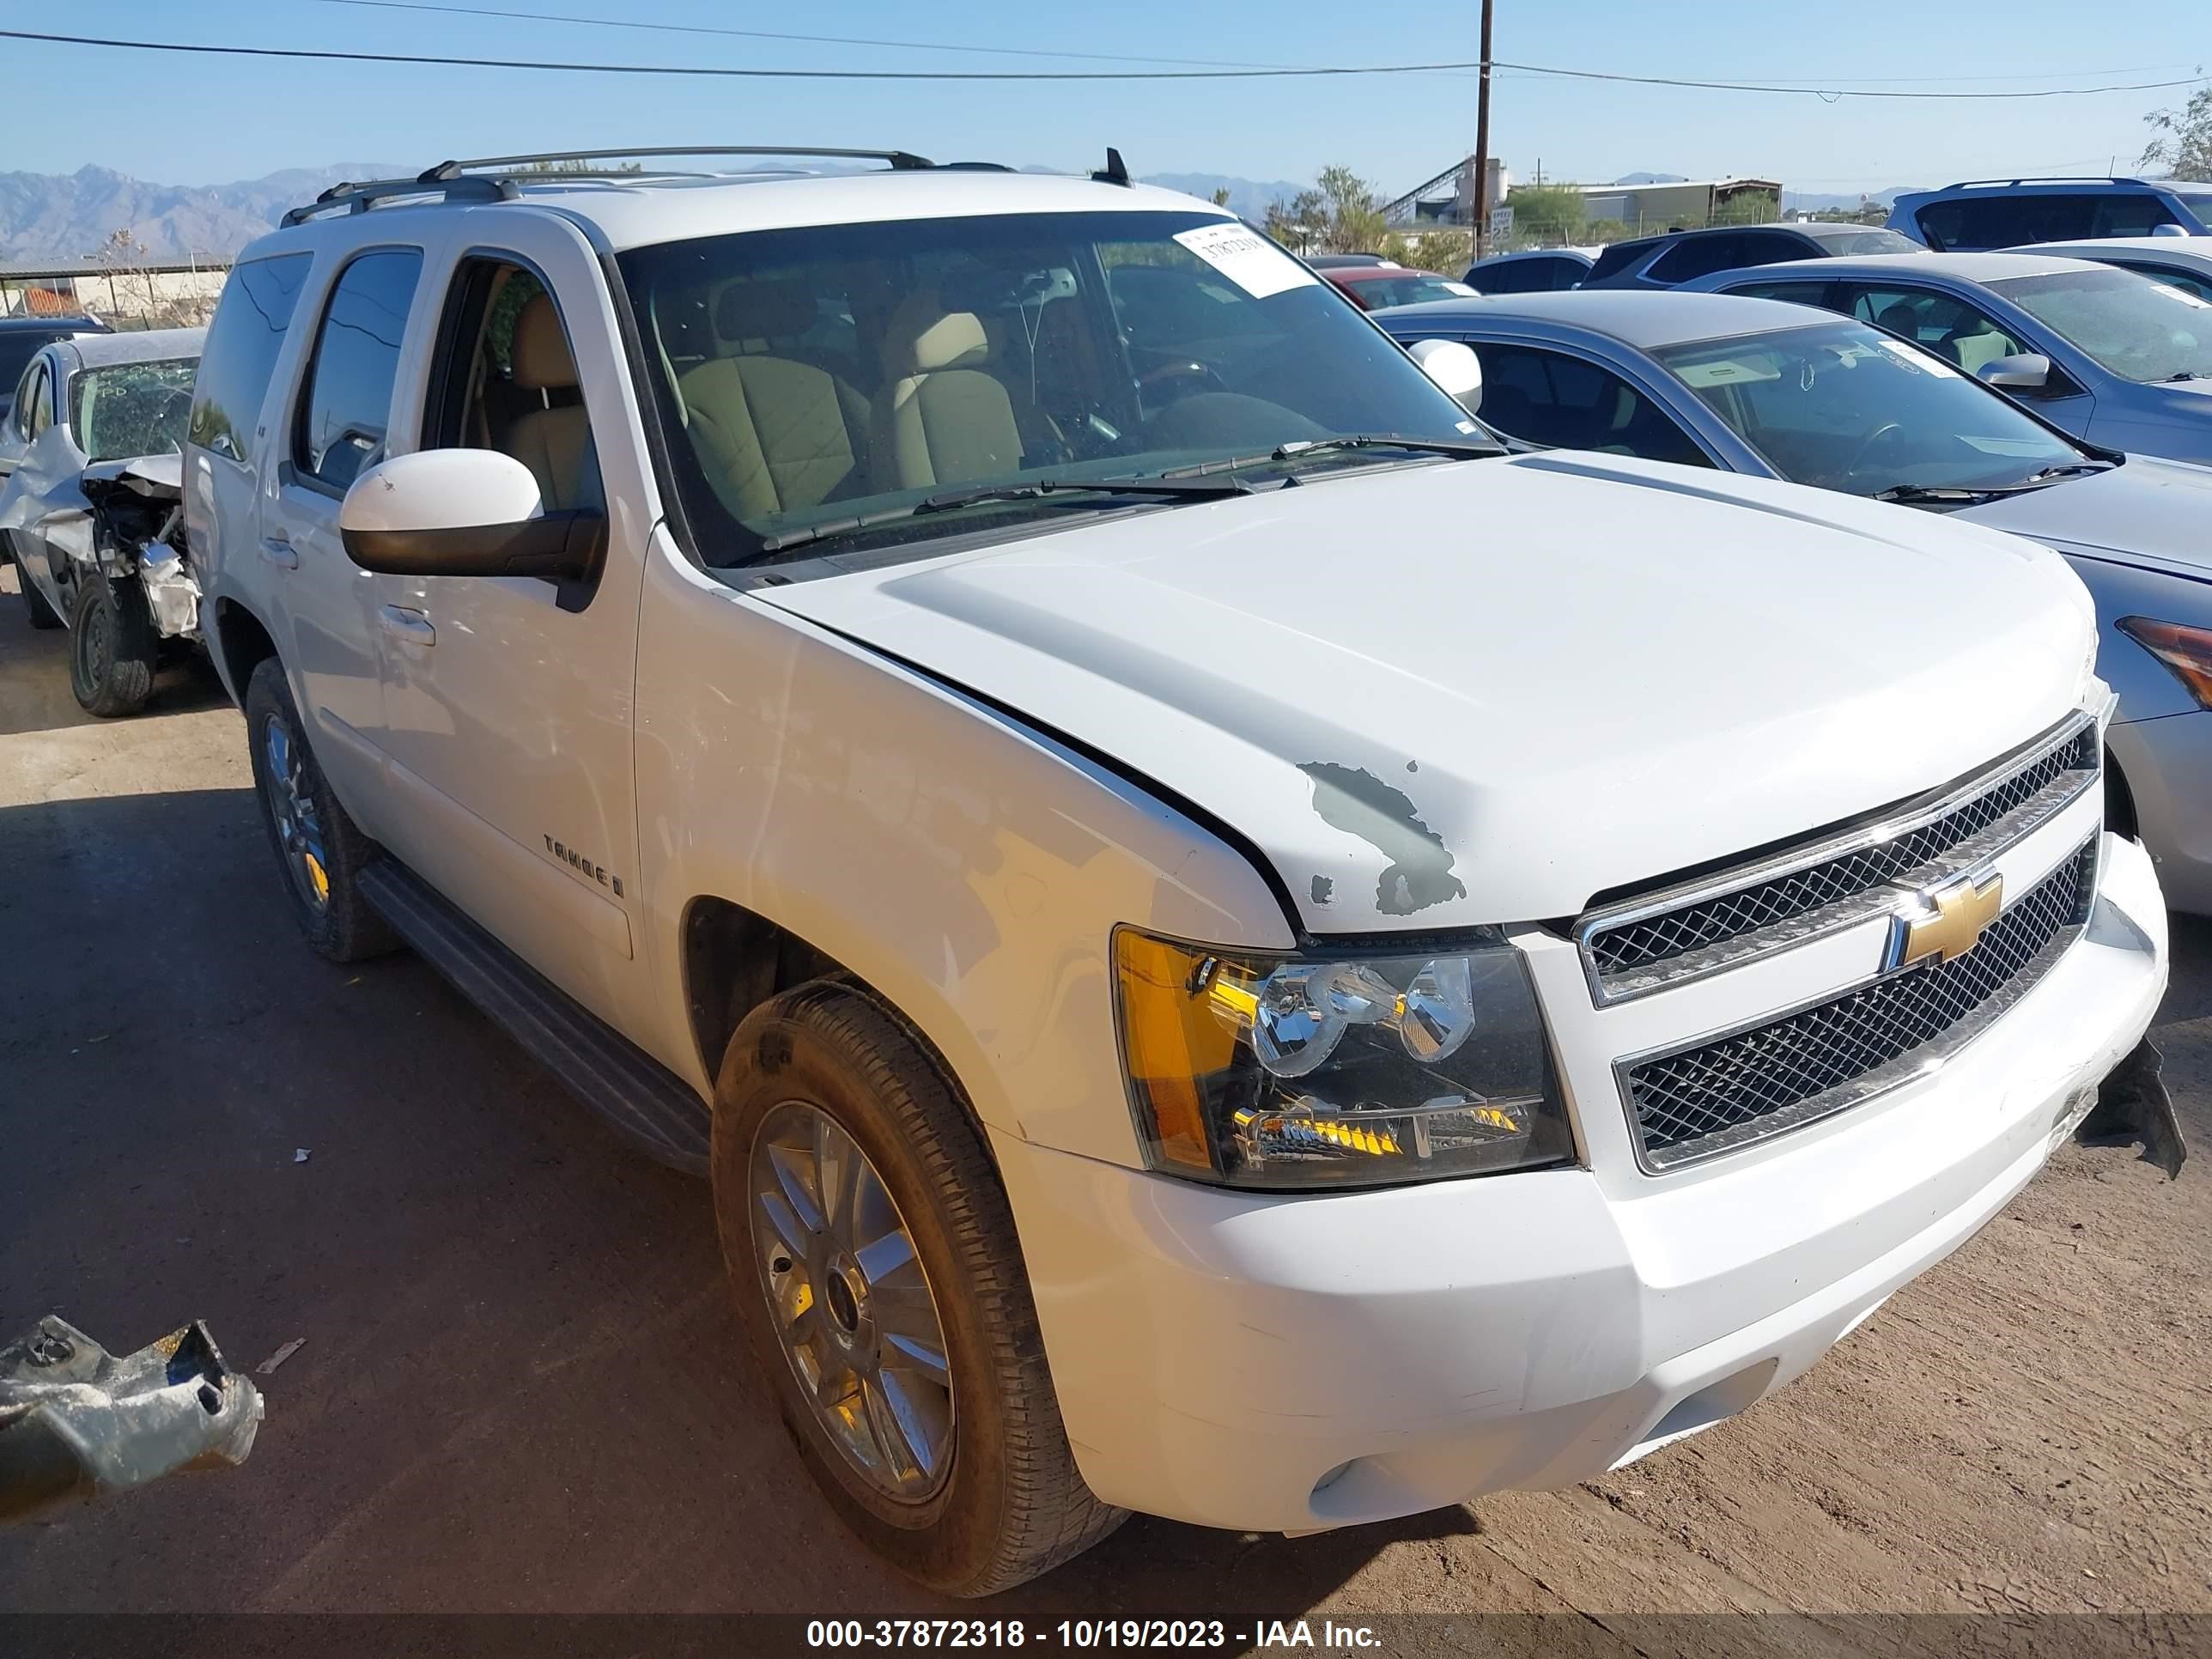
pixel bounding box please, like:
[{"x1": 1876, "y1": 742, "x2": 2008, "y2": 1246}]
[
  {"x1": 1211, "y1": 186, "x2": 1232, "y2": 208},
  {"x1": 1313, "y1": 165, "x2": 1388, "y2": 252},
  {"x1": 1265, "y1": 188, "x2": 1326, "y2": 250},
  {"x1": 2141, "y1": 78, "x2": 2212, "y2": 181},
  {"x1": 1505, "y1": 182, "x2": 1586, "y2": 243}
]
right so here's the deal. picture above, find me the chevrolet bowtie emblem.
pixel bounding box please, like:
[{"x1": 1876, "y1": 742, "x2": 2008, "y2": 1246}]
[{"x1": 1893, "y1": 872, "x2": 2005, "y2": 969}]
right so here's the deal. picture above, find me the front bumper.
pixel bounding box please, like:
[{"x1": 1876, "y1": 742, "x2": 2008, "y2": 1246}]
[
  {"x1": 995, "y1": 833, "x2": 2167, "y2": 1534},
  {"x1": 2111, "y1": 708, "x2": 2212, "y2": 915}
]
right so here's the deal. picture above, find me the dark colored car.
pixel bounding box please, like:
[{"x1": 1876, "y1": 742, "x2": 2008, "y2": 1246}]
[
  {"x1": 1304, "y1": 253, "x2": 1393, "y2": 269},
  {"x1": 1462, "y1": 248, "x2": 1595, "y2": 294},
  {"x1": 1321, "y1": 264, "x2": 1480, "y2": 311},
  {"x1": 1890, "y1": 177, "x2": 2212, "y2": 252},
  {"x1": 1577, "y1": 222, "x2": 1921, "y2": 291},
  {"x1": 0, "y1": 316, "x2": 113, "y2": 422}
]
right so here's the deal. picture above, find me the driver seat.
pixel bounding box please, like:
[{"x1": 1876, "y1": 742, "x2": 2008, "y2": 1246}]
[{"x1": 871, "y1": 294, "x2": 1024, "y2": 491}]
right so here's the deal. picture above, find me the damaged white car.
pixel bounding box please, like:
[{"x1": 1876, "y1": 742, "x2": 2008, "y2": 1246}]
[{"x1": 0, "y1": 327, "x2": 204, "y2": 714}]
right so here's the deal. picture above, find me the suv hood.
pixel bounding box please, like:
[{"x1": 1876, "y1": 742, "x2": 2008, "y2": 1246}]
[
  {"x1": 1962, "y1": 454, "x2": 2212, "y2": 583},
  {"x1": 757, "y1": 453, "x2": 2096, "y2": 933}
]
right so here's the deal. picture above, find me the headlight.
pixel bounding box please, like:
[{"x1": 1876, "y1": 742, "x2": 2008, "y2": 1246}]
[
  {"x1": 2118, "y1": 616, "x2": 2212, "y2": 710},
  {"x1": 1114, "y1": 927, "x2": 1573, "y2": 1190}
]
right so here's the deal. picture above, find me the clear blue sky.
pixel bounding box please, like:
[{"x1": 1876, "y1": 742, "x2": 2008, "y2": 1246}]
[{"x1": 9, "y1": 0, "x2": 2207, "y2": 195}]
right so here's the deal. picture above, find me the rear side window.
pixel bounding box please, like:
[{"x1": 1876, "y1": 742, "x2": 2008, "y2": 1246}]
[
  {"x1": 190, "y1": 252, "x2": 313, "y2": 462},
  {"x1": 1646, "y1": 234, "x2": 1754, "y2": 286},
  {"x1": 1584, "y1": 240, "x2": 1658, "y2": 284},
  {"x1": 1916, "y1": 193, "x2": 2096, "y2": 251},
  {"x1": 1469, "y1": 258, "x2": 1546, "y2": 295},
  {"x1": 294, "y1": 249, "x2": 423, "y2": 492},
  {"x1": 0, "y1": 332, "x2": 63, "y2": 395}
]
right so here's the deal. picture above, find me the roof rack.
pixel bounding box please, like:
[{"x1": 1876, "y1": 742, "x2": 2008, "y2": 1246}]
[
  {"x1": 447, "y1": 145, "x2": 935, "y2": 173},
  {"x1": 1942, "y1": 175, "x2": 2152, "y2": 191},
  {"x1": 282, "y1": 145, "x2": 938, "y2": 225}
]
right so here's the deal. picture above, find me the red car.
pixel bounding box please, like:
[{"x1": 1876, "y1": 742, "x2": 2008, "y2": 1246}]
[{"x1": 1320, "y1": 263, "x2": 1480, "y2": 310}]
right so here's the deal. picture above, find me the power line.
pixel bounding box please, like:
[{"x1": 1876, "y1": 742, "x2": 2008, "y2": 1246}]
[
  {"x1": 305, "y1": 0, "x2": 1294, "y2": 70},
  {"x1": 0, "y1": 27, "x2": 2203, "y2": 96},
  {"x1": 305, "y1": 0, "x2": 2194, "y2": 88}
]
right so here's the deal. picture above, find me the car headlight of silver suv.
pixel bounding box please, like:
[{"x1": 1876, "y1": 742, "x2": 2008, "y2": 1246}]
[{"x1": 1113, "y1": 927, "x2": 1573, "y2": 1189}]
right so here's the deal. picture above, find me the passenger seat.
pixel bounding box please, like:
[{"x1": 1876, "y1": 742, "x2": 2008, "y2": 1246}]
[
  {"x1": 872, "y1": 296, "x2": 1024, "y2": 491},
  {"x1": 677, "y1": 280, "x2": 872, "y2": 520},
  {"x1": 507, "y1": 295, "x2": 593, "y2": 511}
]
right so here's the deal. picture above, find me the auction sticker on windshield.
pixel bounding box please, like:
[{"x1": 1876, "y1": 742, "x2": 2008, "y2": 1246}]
[{"x1": 1173, "y1": 223, "x2": 1317, "y2": 299}]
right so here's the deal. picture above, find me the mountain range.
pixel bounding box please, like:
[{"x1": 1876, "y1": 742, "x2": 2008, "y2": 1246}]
[
  {"x1": 0, "y1": 163, "x2": 413, "y2": 263},
  {"x1": 0, "y1": 161, "x2": 1318, "y2": 262}
]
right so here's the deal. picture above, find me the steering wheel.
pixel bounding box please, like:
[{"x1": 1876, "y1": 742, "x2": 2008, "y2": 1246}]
[
  {"x1": 1843, "y1": 420, "x2": 1905, "y2": 479},
  {"x1": 1141, "y1": 358, "x2": 1230, "y2": 396}
]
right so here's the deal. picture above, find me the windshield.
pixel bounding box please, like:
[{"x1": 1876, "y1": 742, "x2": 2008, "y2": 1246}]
[
  {"x1": 68, "y1": 358, "x2": 199, "y2": 462},
  {"x1": 1653, "y1": 319, "x2": 2084, "y2": 495},
  {"x1": 1991, "y1": 266, "x2": 2212, "y2": 382},
  {"x1": 617, "y1": 210, "x2": 1477, "y2": 564},
  {"x1": 1348, "y1": 273, "x2": 1480, "y2": 308}
]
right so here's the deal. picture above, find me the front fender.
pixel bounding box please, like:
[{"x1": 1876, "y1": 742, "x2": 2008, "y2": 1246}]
[{"x1": 632, "y1": 545, "x2": 1295, "y2": 1168}]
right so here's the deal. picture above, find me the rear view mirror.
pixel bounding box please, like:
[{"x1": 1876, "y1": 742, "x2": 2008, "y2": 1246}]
[
  {"x1": 1977, "y1": 353, "x2": 2052, "y2": 391},
  {"x1": 339, "y1": 448, "x2": 603, "y2": 591},
  {"x1": 2151, "y1": 222, "x2": 2191, "y2": 239},
  {"x1": 1409, "y1": 338, "x2": 1484, "y2": 412}
]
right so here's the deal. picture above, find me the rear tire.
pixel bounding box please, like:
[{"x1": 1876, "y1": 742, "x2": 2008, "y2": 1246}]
[
  {"x1": 244, "y1": 657, "x2": 399, "y2": 963},
  {"x1": 8, "y1": 537, "x2": 63, "y2": 630},
  {"x1": 712, "y1": 981, "x2": 1125, "y2": 1596},
  {"x1": 68, "y1": 571, "x2": 159, "y2": 716}
]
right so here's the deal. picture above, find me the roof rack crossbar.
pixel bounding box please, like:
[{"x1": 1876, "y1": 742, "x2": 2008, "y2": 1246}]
[
  {"x1": 1942, "y1": 175, "x2": 2152, "y2": 190},
  {"x1": 447, "y1": 145, "x2": 934, "y2": 172},
  {"x1": 282, "y1": 172, "x2": 511, "y2": 226}
]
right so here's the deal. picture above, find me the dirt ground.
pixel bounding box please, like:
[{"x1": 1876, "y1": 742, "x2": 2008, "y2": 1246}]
[{"x1": 1, "y1": 559, "x2": 2207, "y2": 1647}]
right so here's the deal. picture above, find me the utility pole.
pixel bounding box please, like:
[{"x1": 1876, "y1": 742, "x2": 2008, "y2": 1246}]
[{"x1": 1472, "y1": 0, "x2": 1495, "y2": 262}]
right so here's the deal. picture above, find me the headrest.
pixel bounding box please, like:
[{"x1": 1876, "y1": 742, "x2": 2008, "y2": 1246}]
[
  {"x1": 713, "y1": 278, "x2": 816, "y2": 343},
  {"x1": 881, "y1": 293, "x2": 991, "y2": 378},
  {"x1": 512, "y1": 294, "x2": 576, "y2": 392}
]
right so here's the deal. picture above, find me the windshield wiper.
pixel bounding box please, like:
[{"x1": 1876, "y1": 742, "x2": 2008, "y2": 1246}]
[
  {"x1": 1158, "y1": 433, "x2": 1504, "y2": 480},
  {"x1": 1873, "y1": 461, "x2": 2114, "y2": 506},
  {"x1": 749, "y1": 476, "x2": 1253, "y2": 557},
  {"x1": 2161, "y1": 370, "x2": 2210, "y2": 383}
]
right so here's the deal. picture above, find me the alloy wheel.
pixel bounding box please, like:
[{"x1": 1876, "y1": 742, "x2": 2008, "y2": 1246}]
[
  {"x1": 749, "y1": 1101, "x2": 956, "y2": 1502},
  {"x1": 260, "y1": 710, "x2": 331, "y2": 912}
]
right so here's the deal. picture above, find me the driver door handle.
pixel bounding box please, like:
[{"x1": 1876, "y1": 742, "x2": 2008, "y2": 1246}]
[
  {"x1": 258, "y1": 536, "x2": 298, "y2": 569},
  {"x1": 379, "y1": 605, "x2": 435, "y2": 647}
]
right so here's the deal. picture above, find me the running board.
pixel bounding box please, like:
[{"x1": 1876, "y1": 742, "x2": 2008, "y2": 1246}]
[{"x1": 359, "y1": 860, "x2": 712, "y2": 1176}]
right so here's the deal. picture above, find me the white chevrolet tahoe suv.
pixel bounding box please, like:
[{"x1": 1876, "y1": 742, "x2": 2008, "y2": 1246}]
[{"x1": 184, "y1": 149, "x2": 2172, "y2": 1595}]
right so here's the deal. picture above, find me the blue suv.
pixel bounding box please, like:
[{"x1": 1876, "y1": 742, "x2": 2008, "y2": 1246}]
[{"x1": 1889, "y1": 177, "x2": 2212, "y2": 252}]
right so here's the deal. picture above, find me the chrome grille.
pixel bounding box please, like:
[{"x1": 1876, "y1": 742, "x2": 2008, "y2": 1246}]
[
  {"x1": 1621, "y1": 840, "x2": 2097, "y2": 1170},
  {"x1": 1578, "y1": 714, "x2": 2100, "y2": 1002}
]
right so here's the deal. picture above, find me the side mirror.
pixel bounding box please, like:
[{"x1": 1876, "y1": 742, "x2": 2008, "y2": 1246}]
[
  {"x1": 1409, "y1": 337, "x2": 1484, "y2": 412},
  {"x1": 2151, "y1": 222, "x2": 2191, "y2": 239},
  {"x1": 1976, "y1": 352, "x2": 2052, "y2": 391},
  {"x1": 338, "y1": 449, "x2": 603, "y2": 587}
]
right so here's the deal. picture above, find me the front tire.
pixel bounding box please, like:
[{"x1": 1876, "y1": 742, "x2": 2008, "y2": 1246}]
[
  {"x1": 712, "y1": 981, "x2": 1125, "y2": 1596},
  {"x1": 243, "y1": 657, "x2": 398, "y2": 963},
  {"x1": 68, "y1": 570, "x2": 159, "y2": 716}
]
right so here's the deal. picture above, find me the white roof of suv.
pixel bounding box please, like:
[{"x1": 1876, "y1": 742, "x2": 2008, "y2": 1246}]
[{"x1": 264, "y1": 162, "x2": 1215, "y2": 258}]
